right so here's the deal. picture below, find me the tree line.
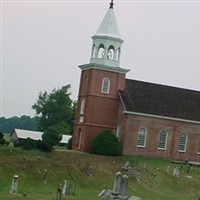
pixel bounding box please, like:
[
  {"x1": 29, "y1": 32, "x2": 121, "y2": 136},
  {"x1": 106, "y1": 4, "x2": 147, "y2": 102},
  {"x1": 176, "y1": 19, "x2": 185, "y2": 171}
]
[{"x1": 0, "y1": 115, "x2": 38, "y2": 134}]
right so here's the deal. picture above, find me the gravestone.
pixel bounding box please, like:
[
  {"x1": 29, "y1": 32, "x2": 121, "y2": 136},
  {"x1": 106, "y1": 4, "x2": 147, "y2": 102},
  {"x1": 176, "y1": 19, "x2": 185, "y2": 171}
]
[
  {"x1": 98, "y1": 189, "x2": 112, "y2": 198},
  {"x1": 119, "y1": 175, "x2": 128, "y2": 200},
  {"x1": 62, "y1": 180, "x2": 67, "y2": 195},
  {"x1": 56, "y1": 184, "x2": 62, "y2": 200},
  {"x1": 113, "y1": 172, "x2": 122, "y2": 194},
  {"x1": 173, "y1": 167, "x2": 180, "y2": 177},
  {"x1": 166, "y1": 166, "x2": 170, "y2": 173},
  {"x1": 98, "y1": 171, "x2": 141, "y2": 200},
  {"x1": 10, "y1": 175, "x2": 18, "y2": 194},
  {"x1": 43, "y1": 169, "x2": 48, "y2": 183},
  {"x1": 122, "y1": 161, "x2": 131, "y2": 172},
  {"x1": 111, "y1": 172, "x2": 128, "y2": 200}
]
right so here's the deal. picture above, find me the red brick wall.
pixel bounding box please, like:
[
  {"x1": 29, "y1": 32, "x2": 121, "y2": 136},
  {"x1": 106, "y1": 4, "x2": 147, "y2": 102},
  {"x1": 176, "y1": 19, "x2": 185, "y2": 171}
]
[
  {"x1": 72, "y1": 66, "x2": 126, "y2": 152},
  {"x1": 122, "y1": 114, "x2": 200, "y2": 161}
]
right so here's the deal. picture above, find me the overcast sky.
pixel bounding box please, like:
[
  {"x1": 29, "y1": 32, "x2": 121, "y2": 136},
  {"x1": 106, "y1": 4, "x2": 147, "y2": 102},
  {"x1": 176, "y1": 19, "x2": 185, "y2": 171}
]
[{"x1": 1, "y1": 0, "x2": 200, "y2": 118}]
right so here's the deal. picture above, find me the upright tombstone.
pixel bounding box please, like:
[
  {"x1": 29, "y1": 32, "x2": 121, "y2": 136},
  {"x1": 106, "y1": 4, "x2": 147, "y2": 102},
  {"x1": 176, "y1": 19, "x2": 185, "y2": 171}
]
[
  {"x1": 110, "y1": 172, "x2": 128, "y2": 200},
  {"x1": 62, "y1": 180, "x2": 67, "y2": 195},
  {"x1": 173, "y1": 167, "x2": 180, "y2": 177},
  {"x1": 119, "y1": 175, "x2": 128, "y2": 199},
  {"x1": 122, "y1": 161, "x2": 131, "y2": 172},
  {"x1": 56, "y1": 184, "x2": 62, "y2": 200},
  {"x1": 166, "y1": 166, "x2": 170, "y2": 173},
  {"x1": 98, "y1": 170, "x2": 142, "y2": 200},
  {"x1": 10, "y1": 175, "x2": 19, "y2": 194},
  {"x1": 43, "y1": 169, "x2": 48, "y2": 183},
  {"x1": 113, "y1": 172, "x2": 122, "y2": 194}
]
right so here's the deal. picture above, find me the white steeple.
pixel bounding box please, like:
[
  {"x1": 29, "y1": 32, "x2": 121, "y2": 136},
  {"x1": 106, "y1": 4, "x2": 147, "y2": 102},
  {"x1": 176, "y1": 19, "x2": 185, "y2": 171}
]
[{"x1": 90, "y1": 1, "x2": 123, "y2": 68}]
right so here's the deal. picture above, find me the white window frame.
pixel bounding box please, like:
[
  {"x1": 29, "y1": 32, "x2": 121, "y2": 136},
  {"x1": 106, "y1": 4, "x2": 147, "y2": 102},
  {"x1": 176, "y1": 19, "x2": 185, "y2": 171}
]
[
  {"x1": 101, "y1": 78, "x2": 110, "y2": 94},
  {"x1": 116, "y1": 126, "x2": 122, "y2": 142},
  {"x1": 158, "y1": 130, "x2": 168, "y2": 150},
  {"x1": 137, "y1": 128, "x2": 147, "y2": 148},
  {"x1": 178, "y1": 133, "x2": 187, "y2": 152}
]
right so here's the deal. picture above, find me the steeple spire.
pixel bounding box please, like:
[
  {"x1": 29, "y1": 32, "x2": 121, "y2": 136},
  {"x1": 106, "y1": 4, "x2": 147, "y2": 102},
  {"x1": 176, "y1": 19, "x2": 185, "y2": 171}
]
[
  {"x1": 89, "y1": 0, "x2": 124, "y2": 68},
  {"x1": 109, "y1": 0, "x2": 114, "y2": 9}
]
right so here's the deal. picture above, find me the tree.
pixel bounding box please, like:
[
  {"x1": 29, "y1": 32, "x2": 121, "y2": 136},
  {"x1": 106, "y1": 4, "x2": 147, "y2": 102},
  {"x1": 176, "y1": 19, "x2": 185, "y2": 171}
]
[
  {"x1": 0, "y1": 131, "x2": 6, "y2": 145},
  {"x1": 32, "y1": 85, "x2": 75, "y2": 136},
  {"x1": 89, "y1": 130, "x2": 122, "y2": 156}
]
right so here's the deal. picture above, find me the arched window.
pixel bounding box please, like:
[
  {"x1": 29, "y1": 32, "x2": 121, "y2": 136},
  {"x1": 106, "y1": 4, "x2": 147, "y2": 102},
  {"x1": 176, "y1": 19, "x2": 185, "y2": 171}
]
[
  {"x1": 101, "y1": 78, "x2": 110, "y2": 94},
  {"x1": 80, "y1": 98, "x2": 86, "y2": 115},
  {"x1": 116, "y1": 48, "x2": 120, "y2": 61},
  {"x1": 158, "y1": 130, "x2": 168, "y2": 150},
  {"x1": 98, "y1": 44, "x2": 105, "y2": 58},
  {"x1": 107, "y1": 46, "x2": 114, "y2": 60},
  {"x1": 137, "y1": 128, "x2": 147, "y2": 147},
  {"x1": 178, "y1": 133, "x2": 187, "y2": 152}
]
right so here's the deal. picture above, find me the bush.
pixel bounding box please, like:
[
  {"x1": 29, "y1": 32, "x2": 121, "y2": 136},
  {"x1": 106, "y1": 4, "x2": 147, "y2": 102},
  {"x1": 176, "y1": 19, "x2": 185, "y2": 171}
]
[
  {"x1": 37, "y1": 140, "x2": 53, "y2": 152},
  {"x1": 89, "y1": 130, "x2": 122, "y2": 156},
  {"x1": 0, "y1": 138, "x2": 6, "y2": 145},
  {"x1": 0, "y1": 132, "x2": 3, "y2": 140},
  {"x1": 22, "y1": 138, "x2": 37, "y2": 150},
  {"x1": 14, "y1": 141, "x2": 24, "y2": 147},
  {"x1": 5, "y1": 141, "x2": 10, "y2": 146},
  {"x1": 42, "y1": 131, "x2": 62, "y2": 146}
]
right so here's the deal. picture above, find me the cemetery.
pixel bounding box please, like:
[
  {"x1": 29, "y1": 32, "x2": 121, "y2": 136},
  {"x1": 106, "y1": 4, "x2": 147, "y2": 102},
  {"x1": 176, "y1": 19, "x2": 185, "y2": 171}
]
[{"x1": 1, "y1": 146, "x2": 200, "y2": 200}]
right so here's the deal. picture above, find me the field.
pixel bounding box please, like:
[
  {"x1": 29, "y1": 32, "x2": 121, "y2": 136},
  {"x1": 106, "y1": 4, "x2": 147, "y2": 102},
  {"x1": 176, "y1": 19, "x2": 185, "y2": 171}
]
[{"x1": 0, "y1": 146, "x2": 200, "y2": 200}]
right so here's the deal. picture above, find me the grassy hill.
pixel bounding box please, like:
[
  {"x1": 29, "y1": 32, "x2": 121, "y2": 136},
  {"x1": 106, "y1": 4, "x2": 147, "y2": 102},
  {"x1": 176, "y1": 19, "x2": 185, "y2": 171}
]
[{"x1": 0, "y1": 147, "x2": 200, "y2": 200}]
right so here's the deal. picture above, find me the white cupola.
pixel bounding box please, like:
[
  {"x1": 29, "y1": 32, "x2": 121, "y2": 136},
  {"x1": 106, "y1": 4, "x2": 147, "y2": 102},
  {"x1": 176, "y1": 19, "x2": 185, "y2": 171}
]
[{"x1": 90, "y1": 0, "x2": 123, "y2": 68}]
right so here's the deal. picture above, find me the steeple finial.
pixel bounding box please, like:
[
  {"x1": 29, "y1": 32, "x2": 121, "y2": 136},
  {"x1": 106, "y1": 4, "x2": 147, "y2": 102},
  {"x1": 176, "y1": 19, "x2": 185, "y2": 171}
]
[{"x1": 109, "y1": 0, "x2": 114, "y2": 9}]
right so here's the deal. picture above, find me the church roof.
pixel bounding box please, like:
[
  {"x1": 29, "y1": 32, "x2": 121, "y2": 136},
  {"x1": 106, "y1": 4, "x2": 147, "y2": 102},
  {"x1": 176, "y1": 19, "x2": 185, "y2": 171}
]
[
  {"x1": 120, "y1": 79, "x2": 200, "y2": 122},
  {"x1": 94, "y1": 7, "x2": 122, "y2": 40}
]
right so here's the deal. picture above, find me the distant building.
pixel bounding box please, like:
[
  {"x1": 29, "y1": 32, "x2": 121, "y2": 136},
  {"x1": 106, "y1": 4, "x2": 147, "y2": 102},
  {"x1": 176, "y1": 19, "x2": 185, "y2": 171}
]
[
  {"x1": 60, "y1": 134, "x2": 72, "y2": 145},
  {"x1": 72, "y1": 1, "x2": 200, "y2": 161},
  {"x1": 10, "y1": 129, "x2": 43, "y2": 143},
  {"x1": 10, "y1": 129, "x2": 71, "y2": 145}
]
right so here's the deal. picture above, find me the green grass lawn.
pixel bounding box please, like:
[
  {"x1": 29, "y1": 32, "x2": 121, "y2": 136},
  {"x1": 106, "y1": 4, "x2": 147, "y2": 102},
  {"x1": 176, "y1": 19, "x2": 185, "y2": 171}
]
[{"x1": 0, "y1": 146, "x2": 200, "y2": 200}]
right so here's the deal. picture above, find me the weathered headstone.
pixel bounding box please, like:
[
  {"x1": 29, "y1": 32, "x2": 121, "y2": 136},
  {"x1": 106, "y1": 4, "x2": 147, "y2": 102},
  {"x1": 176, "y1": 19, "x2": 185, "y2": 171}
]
[
  {"x1": 143, "y1": 163, "x2": 147, "y2": 171},
  {"x1": 173, "y1": 167, "x2": 180, "y2": 177},
  {"x1": 62, "y1": 180, "x2": 67, "y2": 195},
  {"x1": 10, "y1": 175, "x2": 18, "y2": 194},
  {"x1": 98, "y1": 189, "x2": 112, "y2": 198},
  {"x1": 166, "y1": 166, "x2": 170, "y2": 173},
  {"x1": 43, "y1": 169, "x2": 48, "y2": 183},
  {"x1": 113, "y1": 172, "x2": 122, "y2": 194},
  {"x1": 122, "y1": 161, "x2": 131, "y2": 172},
  {"x1": 98, "y1": 171, "x2": 140, "y2": 200},
  {"x1": 119, "y1": 175, "x2": 128, "y2": 200},
  {"x1": 56, "y1": 184, "x2": 62, "y2": 200}
]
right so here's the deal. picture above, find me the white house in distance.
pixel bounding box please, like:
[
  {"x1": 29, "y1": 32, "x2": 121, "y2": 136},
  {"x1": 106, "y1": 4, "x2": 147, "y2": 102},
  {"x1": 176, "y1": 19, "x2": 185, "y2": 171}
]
[{"x1": 10, "y1": 129, "x2": 72, "y2": 145}]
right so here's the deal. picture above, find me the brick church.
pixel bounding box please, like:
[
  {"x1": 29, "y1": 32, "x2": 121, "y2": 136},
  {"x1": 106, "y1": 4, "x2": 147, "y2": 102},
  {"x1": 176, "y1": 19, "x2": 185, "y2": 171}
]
[{"x1": 72, "y1": 1, "x2": 200, "y2": 161}]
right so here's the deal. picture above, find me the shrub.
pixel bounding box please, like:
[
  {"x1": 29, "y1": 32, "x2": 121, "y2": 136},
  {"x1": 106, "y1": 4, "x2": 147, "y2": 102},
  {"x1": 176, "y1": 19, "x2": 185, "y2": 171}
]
[
  {"x1": 42, "y1": 131, "x2": 62, "y2": 146},
  {"x1": 0, "y1": 132, "x2": 3, "y2": 140},
  {"x1": 5, "y1": 141, "x2": 10, "y2": 146},
  {"x1": 22, "y1": 138, "x2": 36, "y2": 150},
  {"x1": 37, "y1": 140, "x2": 53, "y2": 152},
  {"x1": 14, "y1": 141, "x2": 24, "y2": 147},
  {"x1": 0, "y1": 138, "x2": 6, "y2": 145},
  {"x1": 89, "y1": 130, "x2": 122, "y2": 156}
]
